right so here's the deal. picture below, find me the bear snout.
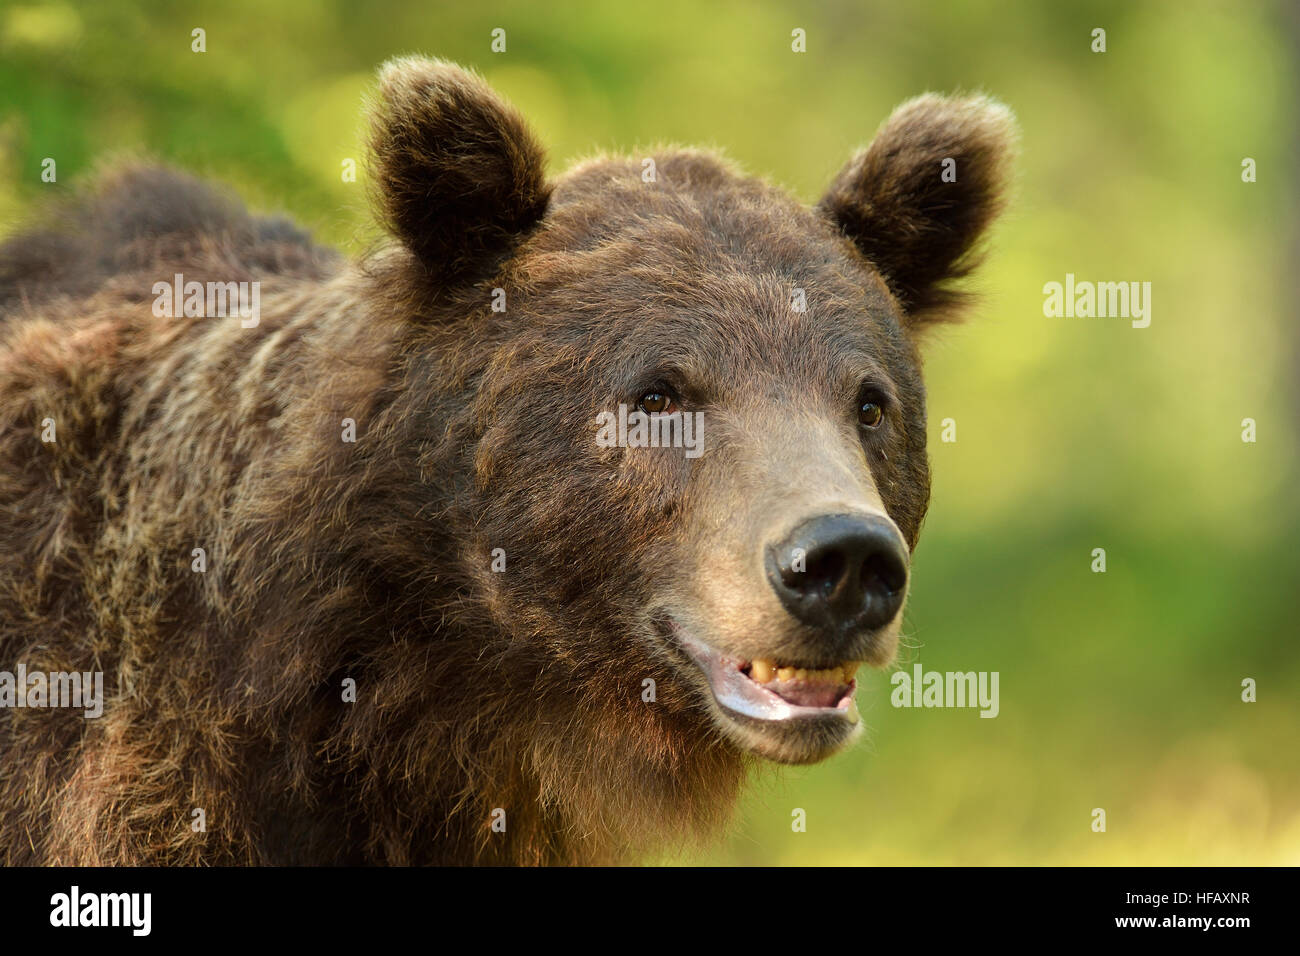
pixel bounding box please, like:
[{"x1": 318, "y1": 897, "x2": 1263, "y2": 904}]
[{"x1": 765, "y1": 512, "x2": 910, "y2": 653}]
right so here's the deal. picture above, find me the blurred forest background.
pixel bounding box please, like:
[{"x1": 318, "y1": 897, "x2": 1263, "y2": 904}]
[{"x1": 1, "y1": 0, "x2": 1296, "y2": 864}]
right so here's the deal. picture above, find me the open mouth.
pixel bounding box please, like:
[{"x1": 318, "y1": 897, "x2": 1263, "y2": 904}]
[{"x1": 671, "y1": 625, "x2": 860, "y2": 724}]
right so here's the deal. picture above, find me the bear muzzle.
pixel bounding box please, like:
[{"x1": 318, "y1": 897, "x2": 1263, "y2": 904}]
[{"x1": 764, "y1": 511, "x2": 910, "y2": 657}]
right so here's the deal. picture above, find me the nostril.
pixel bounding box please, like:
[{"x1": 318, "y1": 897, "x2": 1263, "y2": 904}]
[
  {"x1": 861, "y1": 550, "x2": 906, "y2": 597},
  {"x1": 800, "y1": 551, "x2": 845, "y2": 597}
]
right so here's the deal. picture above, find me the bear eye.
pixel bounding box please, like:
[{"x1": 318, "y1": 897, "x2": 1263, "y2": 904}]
[
  {"x1": 638, "y1": 390, "x2": 676, "y2": 415},
  {"x1": 858, "y1": 398, "x2": 885, "y2": 429}
]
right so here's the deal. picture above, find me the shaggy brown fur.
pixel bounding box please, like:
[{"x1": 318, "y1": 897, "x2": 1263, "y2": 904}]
[{"x1": 0, "y1": 59, "x2": 1014, "y2": 865}]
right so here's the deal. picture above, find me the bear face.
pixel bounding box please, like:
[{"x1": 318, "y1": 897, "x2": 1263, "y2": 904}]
[{"x1": 370, "y1": 59, "x2": 1015, "y2": 767}]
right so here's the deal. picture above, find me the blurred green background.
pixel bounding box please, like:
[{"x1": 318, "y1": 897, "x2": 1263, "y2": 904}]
[{"x1": 2, "y1": 0, "x2": 1296, "y2": 865}]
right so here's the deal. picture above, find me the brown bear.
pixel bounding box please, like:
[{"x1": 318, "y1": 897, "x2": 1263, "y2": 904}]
[{"x1": 0, "y1": 58, "x2": 1014, "y2": 865}]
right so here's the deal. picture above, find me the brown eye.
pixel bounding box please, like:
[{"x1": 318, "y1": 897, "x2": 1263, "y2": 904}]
[
  {"x1": 858, "y1": 401, "x2": 884, "y2": 428},
  {"x1": 638, "y1": 391, "x2": 674, "y2": 414}
]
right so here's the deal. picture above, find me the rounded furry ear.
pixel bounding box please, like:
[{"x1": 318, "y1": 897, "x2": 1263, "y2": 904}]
[
  {"x1": 369, "y1": 57, "x2": 551, "y2": 285},
  {"x1": 818, "y1": 94, "x2": 1016, "y2": 327}
]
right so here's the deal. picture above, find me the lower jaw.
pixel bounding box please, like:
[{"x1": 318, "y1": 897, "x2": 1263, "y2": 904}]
[
  {"x1": 668, "y1": 624, "x2": 863, "y2": 763},
  {"x1": 714, "y1": 700, "x2": 864, "y2": 765}
]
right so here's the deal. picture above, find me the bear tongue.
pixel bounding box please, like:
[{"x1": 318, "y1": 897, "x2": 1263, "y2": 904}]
[{"x1": 766, "y1": 678, "x2": 846, "y2": 709}]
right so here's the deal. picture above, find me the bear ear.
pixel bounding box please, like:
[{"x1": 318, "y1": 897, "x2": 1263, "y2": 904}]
[
  {"x1": 818, "y1": 93, "x2": 1017, "y2": 328},
  {"x1": 368, "y1": 57, "x2": 551, "y2": 286}
]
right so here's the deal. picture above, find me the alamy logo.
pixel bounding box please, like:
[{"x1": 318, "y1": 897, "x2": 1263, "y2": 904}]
[
  {"x1": 890, "y1": 664, "x2": 999, "y2": 718},
  {"x1": 595, "y1": 404, "x2": 704, "y2": 458},
  {"x1": 152, "y1": 273, "x2": 261, "y2": 328},
  {"x1": 49, "y1": 886, "x2": 151, "y2": 936},
  {"x1": 1042, "y1": 272, "x2": 1151, "y2": 328},
  {"x1": 0, "y1": 665, "x2": 103, "y2": 718}
]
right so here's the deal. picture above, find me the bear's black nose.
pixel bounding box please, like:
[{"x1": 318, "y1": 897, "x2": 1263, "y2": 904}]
[{"x1": 766, "y1": 513, "x2": 909, "y2": 636}]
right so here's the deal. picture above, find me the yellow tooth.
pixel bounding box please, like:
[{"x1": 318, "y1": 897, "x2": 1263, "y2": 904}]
[{"x1": 764, "y1": 664, "x2": 858, "y2": 683}]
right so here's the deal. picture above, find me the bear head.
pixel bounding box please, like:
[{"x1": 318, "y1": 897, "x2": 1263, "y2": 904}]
[{"x1": 365, "y1": 57, "x2": 1015, "y2": 769}]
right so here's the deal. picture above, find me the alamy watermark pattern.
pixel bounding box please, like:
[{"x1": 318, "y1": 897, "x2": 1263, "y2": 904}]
[{"x1": 595, "y1": 404, "x2": 705, "y2": 458}]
